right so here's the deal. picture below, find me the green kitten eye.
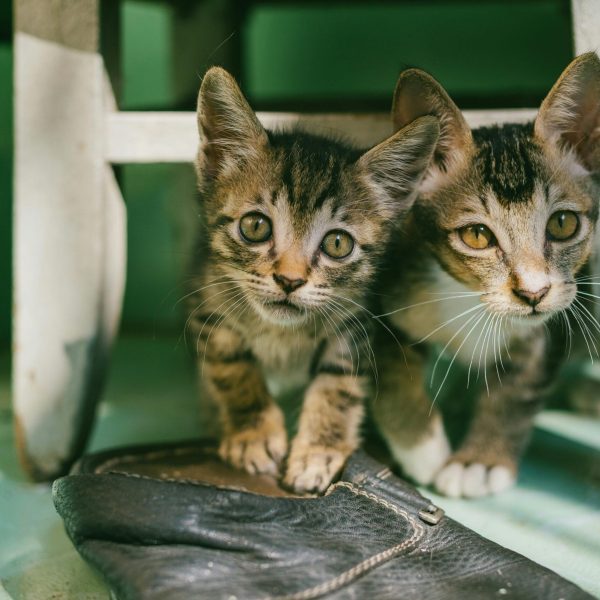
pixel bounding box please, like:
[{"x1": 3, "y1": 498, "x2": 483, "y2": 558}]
[
  {"x1": 547, "y1": 211, "x2": 579, "y2": 241},
  {"x1": 239, "y1": 212, "x2": 272, "y2": 243},
  {"x1": 459, "y1": 224, "x2": 495, "y2": 250},
  {"x1": 321, "y1": 230, "x2": 354, "y2": 259}
]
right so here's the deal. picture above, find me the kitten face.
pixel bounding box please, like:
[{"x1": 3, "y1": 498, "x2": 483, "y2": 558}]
[
  {"x1": 393, "y1": 54, "x2": 600, "y2": 324},
  {"x1": 416, "y1": 124, "x2": 597, "y2": 322},
  {"x1": 206, "y1": 134, "x2": 394, "y2": 326},
  {"x1": 196, "y1": 68, "x2": 439, "y2": 327}
]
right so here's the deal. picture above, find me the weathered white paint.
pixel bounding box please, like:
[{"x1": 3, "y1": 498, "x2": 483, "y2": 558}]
[
  {"x1": 102, "y1": 165, "x2": 127, "y2": 347},
  {"x1": 13, "y1": 33, "x2": 107, "y2": 477},
  {"x1": 571, "y1": 3, "x2": 600, "y2": 321},
  {"x1": 101, "y1": 72, "x2": 127, "y2": 347},
  {"x1": 105, "y1": 108, "x2": 538, "y2": 164},
  {"x1": 572, "y1": 0, "x2": 600, "y2": 55}
]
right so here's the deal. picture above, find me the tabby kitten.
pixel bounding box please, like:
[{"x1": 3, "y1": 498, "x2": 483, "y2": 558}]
[
  {"x1": 374, "y1": 53, "x2": 600, "y2": 497},
  {"x1": 190, "y1": 67, "x2": 439, "y2": 493}
]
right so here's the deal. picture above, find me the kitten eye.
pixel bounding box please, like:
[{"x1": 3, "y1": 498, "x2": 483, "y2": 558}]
[
  {"x1": 321, "y1": 230, "x2": 354, "y2": 259},
  {"x1": 458, "y1": 224, "x2": 495, "y2": 250},
  {"x1": 239, "y1": 212, "x2": 272, "y2": 243},
  {"x1": 547, "y1": 211, "x2": 579, "y2": 241}
]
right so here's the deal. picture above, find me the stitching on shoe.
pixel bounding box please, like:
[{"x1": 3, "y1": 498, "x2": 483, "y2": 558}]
[
  {"x1": 269, "y1": 481, "x2": 424, "y2": 600},
  {"x1": 101, "y1": 470, "x2": 221, "y2": 487},
  {"x1": 93, "y1": 446, "x2": 208, "y2": 474},
  {"x1": 99, "y1": 470, "x2": 319, "y2": 498},
  {"x1": 375, "y1": 467, "x2": 392, "y2": 480}
]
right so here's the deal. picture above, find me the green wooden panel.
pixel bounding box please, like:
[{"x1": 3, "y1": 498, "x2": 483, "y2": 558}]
[
  {"x1": 245, "y1": 1, "x2": 572, "y2": 108},
  {"x1": 122, "y1": 0, "x2": 173, "y2": 109}
]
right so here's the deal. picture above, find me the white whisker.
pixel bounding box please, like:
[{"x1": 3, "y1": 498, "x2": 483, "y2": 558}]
[
  {"x1": 201, "y1": 292, "x2": 249, "y2": 376},
  {"x1": 377, "y1": 293, "x2": 483, "y2": 317},
  {"x1": 577, "y1": 290, "x2": 600, "y2": 300},
  {"x1": 415, "y1": 303, "x2": 483, "y2": 345},
  {"x1": 181, "y1": 285, "x2": 241, "y2": 349},
  {"x1": 574, "y1": 298, "x2": 600, "y2": 336},
  {"x1": 429, "y1": 305, "x2": 485, "y2": 386},
  {"x1": 431, "y1": 308, "x2": 487, "y2": 411},
  {"x1": 570, "y1": 304, "x2": 597, "y2": 362},
  {"x1": 468, "y1": 311, "x2": 492, "y2": 388}
]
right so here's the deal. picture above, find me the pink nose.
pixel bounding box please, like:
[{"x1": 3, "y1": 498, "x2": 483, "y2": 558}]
[
  {"x1": 273, "y1": 273, "x2": 306, "y2": 294},
  {"x1": 512, "y1": 286, "x2": 550, "y2": 307}
]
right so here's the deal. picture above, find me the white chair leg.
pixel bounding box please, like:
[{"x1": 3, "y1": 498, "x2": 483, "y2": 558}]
[{"x1": 13, "y1": 0, "x2": 125, "y2": 479}]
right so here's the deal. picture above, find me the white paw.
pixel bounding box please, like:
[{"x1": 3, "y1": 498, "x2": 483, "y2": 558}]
[
  {"x1": 389, "y1": 415, "x2": 451, "y2": 485},
  {"x1": 284, "y1": 446, "x2": 347, "y2": 494},
  {"x1": 434, "y1": 462, "x2": 515, "y2": 498}
]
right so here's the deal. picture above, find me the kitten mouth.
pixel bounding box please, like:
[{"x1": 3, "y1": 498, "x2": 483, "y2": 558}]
[
  {"x1": 267, "y1": 299, "x2": 302, "y2": 312},
  {"x1": 258, "y1": 298, "x2": 308, "y2": 326},
  {"x1": 514, "y1": 309, "x2": 551, "y2": 325}
]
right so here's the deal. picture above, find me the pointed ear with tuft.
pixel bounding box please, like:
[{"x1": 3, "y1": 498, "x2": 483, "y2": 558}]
[
  {"x1": 392, "y1": 69, "x2": 472, "y2": 178},
  {"x1": 197, "y1": 67, "x2": 269, "y2": 179},
  {"x1": 535, "y1": 52, "x2": 600, "y2": 174},
  {"x1": 357, "y1": 116, "x2": 440, "y2": 217}
]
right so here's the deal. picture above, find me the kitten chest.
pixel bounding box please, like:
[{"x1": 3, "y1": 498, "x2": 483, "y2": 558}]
[
  {"x1": 249, "y1": 328, "x2": 319, "y2": 396},
  {"x1": 390, "y1": 268, "x2": 494, "y2": 366}
]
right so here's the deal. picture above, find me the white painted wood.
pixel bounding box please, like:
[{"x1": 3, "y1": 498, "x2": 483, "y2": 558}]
[
  {"x1": 572, "y1": 2, "x2": 600, "y2": 322},
  {"x1": 13, "y1": 32, "x2": 107, "y2": 478},
  {"x1": 571, "y1": 0, "x2": 600, "y2": 55},
  {"x1": 105, "y1": 108, "x2": 538, "y2": 164},
  {"x1": 102, "y1": 165, "x2": 127, "y2": 347},
  {"x1": 463, "y1": 108, "x2": 537, "y2": 130},
  {"x1": 101, "y1": 72, "x2": 127, "y2": 347}
]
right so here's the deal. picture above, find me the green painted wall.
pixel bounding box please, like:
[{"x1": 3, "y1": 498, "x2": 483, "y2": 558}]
[{"x1": 245, "y1": 1, "x2": 572, "y2": 109}]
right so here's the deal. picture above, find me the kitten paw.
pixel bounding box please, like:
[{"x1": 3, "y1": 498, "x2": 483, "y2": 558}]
[
  {"x1": 283, "y1": 445, "x2": 348, "y2": 494},
  {"x1": 389, "y1": 414, "x2": 450, "y2": 485},
  {"x1": 434, "y1": 461, "x2": 516, "y2": 498},
  {"x1": 219, "y1": 407, "x2": 287, "y2": 476}
]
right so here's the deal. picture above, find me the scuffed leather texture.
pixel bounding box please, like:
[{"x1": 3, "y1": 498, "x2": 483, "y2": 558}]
[{"x1": 53, "y1": 442, "x2": 593, "y2": 600}]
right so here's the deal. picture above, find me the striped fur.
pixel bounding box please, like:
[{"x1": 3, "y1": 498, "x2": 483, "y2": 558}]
[
  {"x1": 190, "y1": 67, "x2": 439, "y2": 493},
  {"x1": 375, "y1": 53, "x2": 600, "y2": 497}
]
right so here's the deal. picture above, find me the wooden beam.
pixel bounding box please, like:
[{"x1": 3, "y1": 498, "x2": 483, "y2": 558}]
[
  {"x1": 105, "y1": 108, "x2": 538, "y2": 164},
  {"x1": 571, "y1": 0, "x2": 600, "y2": 55}
]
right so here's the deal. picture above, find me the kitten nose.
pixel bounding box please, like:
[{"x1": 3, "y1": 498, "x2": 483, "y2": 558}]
[
  {"x1": 512, "y1": 286, "x2": 550, "y2": 307},
  {"x1": 273, "y1": 273, "x2": 306, "y2": 294}
]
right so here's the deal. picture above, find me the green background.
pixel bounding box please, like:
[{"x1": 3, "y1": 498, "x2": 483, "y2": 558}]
[{"x1": 0, "y1": 0, "x2": 574, "y2": 347}]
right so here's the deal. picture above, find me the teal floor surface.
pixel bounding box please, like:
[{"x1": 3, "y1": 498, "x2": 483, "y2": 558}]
[{"x1": 1, "y1": 336, "x2": 599, "y2": 598}]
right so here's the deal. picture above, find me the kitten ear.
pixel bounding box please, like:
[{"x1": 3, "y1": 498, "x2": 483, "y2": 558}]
[
  {"x1": 535, "y1": 52, "x2": 600, "y2": 174},
  {"x1": 197, "y1": 67, "x2": 268, "y2": 178},
  {"x1": 392, "y1": 69, "x2": 472, "y2": 179},
  {"x1": 357, "y1": 115, "x2": 439, "y2": 216}
]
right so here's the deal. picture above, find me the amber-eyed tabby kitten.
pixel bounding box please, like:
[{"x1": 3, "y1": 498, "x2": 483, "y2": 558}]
[
  {"x1": 189, "y1": 67, "x2": 439, "y2": 493},
  {"x1": 374, "y1": 53, "x2": 600, "y2": 497}
]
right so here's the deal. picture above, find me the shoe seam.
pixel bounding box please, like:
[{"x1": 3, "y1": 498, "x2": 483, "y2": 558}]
[
  {"x1": 92, "y1": 446, "x2": 205, "y2": 474},
  {"x1": 268, "y1": 481, "x2": 424, "y2": 600}
]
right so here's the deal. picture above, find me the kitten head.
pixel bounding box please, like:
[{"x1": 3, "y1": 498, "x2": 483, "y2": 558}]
[
  {"x1": 393, "y1": 53, "x2": 600, "y2": 323},
  {"x1": 196, "y1": 67, "x2": 439, "y2": 326}
]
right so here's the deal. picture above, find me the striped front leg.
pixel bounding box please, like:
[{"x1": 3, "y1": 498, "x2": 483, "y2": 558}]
[
  {"x1": 200, "y1": 322, "x2": 287, "y2": 476},
  {"x1": 283, "y1": 332, "x2": 370, "y2": 493}
]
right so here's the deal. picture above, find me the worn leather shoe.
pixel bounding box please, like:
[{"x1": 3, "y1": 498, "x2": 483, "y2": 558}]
[{"x1": 53, "y1": 441, "x2": 593, "y2": 600}]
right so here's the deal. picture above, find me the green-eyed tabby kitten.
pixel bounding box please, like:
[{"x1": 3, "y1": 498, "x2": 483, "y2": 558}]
[
  {"x1": 190, "y1": 67, "x2": 439, "y2": 493},
  {"x1": 374, "y1": 53, "x2": 600, "y2": 497}
]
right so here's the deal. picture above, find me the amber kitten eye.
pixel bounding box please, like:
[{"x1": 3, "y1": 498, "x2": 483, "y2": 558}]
[
  {"x1": 321, "y1": 230, "x2": 354, "y2": 259},
  {"x1": 547, "y1": 211, "x2": 579, "y2": 241},
  {"x1": 239, "y1": 212, "x2": 272, "y2": 243},
  {"x1": 459, "y1": 224, "x2": 495, "y2": 250}
]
